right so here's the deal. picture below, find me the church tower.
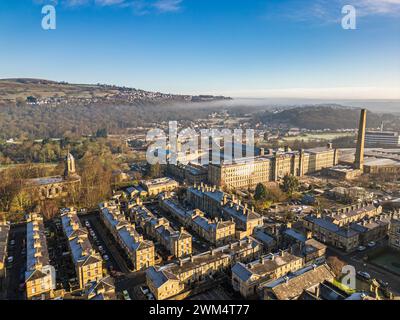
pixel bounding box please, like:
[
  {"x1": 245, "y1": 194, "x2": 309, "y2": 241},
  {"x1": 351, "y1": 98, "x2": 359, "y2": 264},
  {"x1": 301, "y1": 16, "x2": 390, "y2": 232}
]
[{"x1": 65, "y1": 152, "x2": 76, "y2": 177}]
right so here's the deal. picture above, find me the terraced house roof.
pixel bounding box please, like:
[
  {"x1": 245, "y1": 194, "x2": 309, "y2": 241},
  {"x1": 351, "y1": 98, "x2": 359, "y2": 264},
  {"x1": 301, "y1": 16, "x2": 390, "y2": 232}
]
[
  {"x1": 101, "y1": 205, "x2": 153, "y2": 252},
  {"x1": 232, "y1": 251, "x2": 302, "y2": 283},
  {"x1": 25, "y1": 213, "x2": 52, "y2": 281},
  {"x1": 60, "y1": 208, "x2": 101, "y2": 267},
  {"x1": 0, "y1": 221, "x2": 10, "y2": 268}
]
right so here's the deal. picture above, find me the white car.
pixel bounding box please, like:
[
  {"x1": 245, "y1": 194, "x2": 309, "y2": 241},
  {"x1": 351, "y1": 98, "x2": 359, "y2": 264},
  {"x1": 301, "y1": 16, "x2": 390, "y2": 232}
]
[
  {"x1": 358, "y1": 246, "x2": 367, "y2": 252},
  {"x1": 9, "y1": 240, "x2": 15, "y2": 246},
  {"x1": 357, "y1": 271, "x2": 371, "y2": 280},
  {"x1": 123, "y1": 290, "x2": 131, "y2": 300},
  {"x1": 367, "y1": 241, "x2": 376, "y2": 247},
  {"x1": 7, "y1": 256, "x2": 14, "y2": 264},
  {"x1": 103, "y1": 255, "x2": 109, "y2": 261},
  {"x1": 85, "y1": 221, "x2": 91, "y2": 227}
]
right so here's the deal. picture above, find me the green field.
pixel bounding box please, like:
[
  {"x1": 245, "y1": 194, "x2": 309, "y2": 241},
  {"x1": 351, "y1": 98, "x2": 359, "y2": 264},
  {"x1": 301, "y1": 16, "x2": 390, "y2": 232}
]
[
  {"x1": 282, "y1": 132, "x2": 354, "y2": 142},
  {"x1": 0, "y1": 162, "x2": 58, "y2": 171},
  {"x1": 369, "y1": 249, "x2": 400, "y2": 275}
]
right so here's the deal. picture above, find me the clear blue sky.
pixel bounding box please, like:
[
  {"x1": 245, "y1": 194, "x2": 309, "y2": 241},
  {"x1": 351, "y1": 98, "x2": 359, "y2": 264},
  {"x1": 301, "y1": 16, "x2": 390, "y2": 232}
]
[{"x1": 0, "y1": 0, "x2": 399, "y2": 99}]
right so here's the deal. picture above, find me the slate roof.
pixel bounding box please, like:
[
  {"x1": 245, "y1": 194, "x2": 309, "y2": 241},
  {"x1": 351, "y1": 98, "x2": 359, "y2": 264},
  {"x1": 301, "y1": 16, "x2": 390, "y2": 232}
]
[
  {"x1": 26, "y1": 213, "x2": 52, "y2": 281},
  {"x1": 0, "y1": 222, "x2": 10, "y2": 267},
  {"x1": 60, "y1": 208, "x2": 102, "y2": 267},
  {"x1": 304, "y1": 215, "x2": 359, "y2": 238},
  {"x1": 232, "y1": 252, "x2": 302, "y2": 283},
  {"x1": 101, "y1": 206, "x2": 153, "y2": 253},
  {"x1": 146, "y1": 266, "x2": 180, "y2": 288},
  {"x1": 263, "y1": 264, "x2": 336, "y2": 300}
]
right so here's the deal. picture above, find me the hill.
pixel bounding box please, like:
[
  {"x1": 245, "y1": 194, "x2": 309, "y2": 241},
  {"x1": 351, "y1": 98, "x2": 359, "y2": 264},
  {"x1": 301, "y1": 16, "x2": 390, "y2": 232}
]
[
  {"x1": 252, "y1": 106, "x2": 399, "y2": 130},
  {"x1": 0, "y1": 78, "x2": 230, "y2": 106}
]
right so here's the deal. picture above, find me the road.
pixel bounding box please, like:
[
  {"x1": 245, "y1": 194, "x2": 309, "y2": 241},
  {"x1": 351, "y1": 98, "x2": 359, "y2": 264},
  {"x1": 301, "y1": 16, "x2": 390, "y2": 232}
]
[
  {"x1": 327, "y1": 241, "x2": 400, "y2": 295},
  {"x1": 5, "y1": 224, "x2": 26, "y2": 300},
  {"x1": 80, "y1": 212, "x2": 130, "y2": 273},
  {"x1": 79, "y1": 212, "x2": 147, "y2": 297}
]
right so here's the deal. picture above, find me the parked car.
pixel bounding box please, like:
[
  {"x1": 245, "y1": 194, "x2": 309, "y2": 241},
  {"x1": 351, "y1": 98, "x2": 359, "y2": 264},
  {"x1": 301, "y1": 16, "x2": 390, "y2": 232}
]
[
  {"x1": 367, "y1": 241, "x2": 376, "y2": 247},
  {"x1": 9, "y1": 239, "x2": 15, "y2": 246},
  {"x1": 357, "y1": 271, "x2": 371, "y2": 280},
  {"x1": 357, "y1": 246, "x2": 367, "y2": 252},
  {"x1": 85, "y1": 221, "x2": 91, "y2": 227},
  {"x1": 103, "y1": 255, "x2": 109, "y2": 261},
  {"x1": 123, "y1": 290, "x2": 131, "y2": 300}
]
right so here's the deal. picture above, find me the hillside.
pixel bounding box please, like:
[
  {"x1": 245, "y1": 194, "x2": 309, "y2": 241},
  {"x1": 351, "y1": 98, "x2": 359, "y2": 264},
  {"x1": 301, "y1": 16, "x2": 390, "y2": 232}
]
[
  {"x1": 252, "y1": 106, "x2": 400, "y2": 130},
  {"x1": 0, "y1": 78, "x2": 230, "y2": 106}
]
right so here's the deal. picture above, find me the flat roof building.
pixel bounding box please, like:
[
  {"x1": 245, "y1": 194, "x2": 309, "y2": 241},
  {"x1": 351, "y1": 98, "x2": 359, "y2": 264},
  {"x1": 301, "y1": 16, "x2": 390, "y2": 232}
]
[
  {"x1": 208, "y1": 145, "x2": 338, "y2": 189},
  {"x1": 366, "y1": 131, "x2": 400, "y2": 147},
  {"x1": 140, "y1": 177, "x2": 179, "y2": 196}
]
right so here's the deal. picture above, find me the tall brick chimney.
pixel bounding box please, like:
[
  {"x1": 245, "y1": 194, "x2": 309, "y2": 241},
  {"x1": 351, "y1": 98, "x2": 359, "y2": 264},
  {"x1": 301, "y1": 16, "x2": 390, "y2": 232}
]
[{"x1": 355, "y1": 109, "x2": 367, "y2": 171}]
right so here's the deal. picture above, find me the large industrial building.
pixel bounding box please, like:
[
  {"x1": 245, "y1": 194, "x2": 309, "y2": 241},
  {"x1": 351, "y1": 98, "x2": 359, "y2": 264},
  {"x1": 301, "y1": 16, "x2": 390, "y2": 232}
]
[
  {"x1": 208, "y1": 145, "x2": 338, "y2": 189},
  {"x1": 366, "y1": 131, "x2": 400, "y2": 147}
]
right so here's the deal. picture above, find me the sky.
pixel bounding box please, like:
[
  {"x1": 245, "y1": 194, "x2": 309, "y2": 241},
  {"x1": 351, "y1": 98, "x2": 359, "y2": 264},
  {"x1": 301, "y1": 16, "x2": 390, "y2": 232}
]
[{"x1": 0, "y1": 0, "x2": 399, "y2": 99}]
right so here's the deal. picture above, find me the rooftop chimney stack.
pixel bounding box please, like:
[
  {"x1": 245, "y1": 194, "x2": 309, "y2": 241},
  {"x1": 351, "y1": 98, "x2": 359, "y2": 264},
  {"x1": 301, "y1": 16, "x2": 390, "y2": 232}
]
[{"x1": 355, "y1": 109, "x2": 367, "y2": 172}]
